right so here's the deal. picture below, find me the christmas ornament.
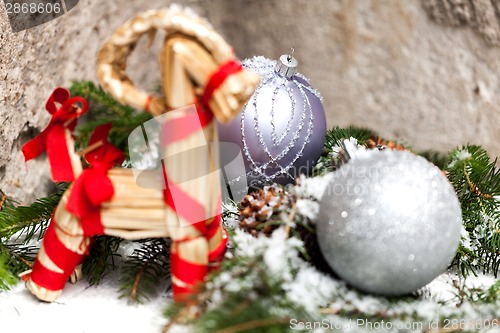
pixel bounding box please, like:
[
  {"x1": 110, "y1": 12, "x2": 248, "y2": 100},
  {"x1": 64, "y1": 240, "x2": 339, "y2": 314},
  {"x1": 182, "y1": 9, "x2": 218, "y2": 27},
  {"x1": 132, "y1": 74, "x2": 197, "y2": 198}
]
[
  {"x1": 317, "y1": 149, "x2": 462, "y2": 296},
  {"x1": 21, "y1": 6, "x2": 259, "y2": 303},
  {"x1": 218, "y1": 51, "x2": 327, "y2": 189}
]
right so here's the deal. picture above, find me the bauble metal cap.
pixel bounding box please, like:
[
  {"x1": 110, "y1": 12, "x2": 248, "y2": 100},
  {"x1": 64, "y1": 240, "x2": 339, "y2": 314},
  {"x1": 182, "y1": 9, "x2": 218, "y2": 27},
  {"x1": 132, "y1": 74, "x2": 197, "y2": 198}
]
[{"x1": 275, "y1": 47, "x2": 298, "y2": 79}]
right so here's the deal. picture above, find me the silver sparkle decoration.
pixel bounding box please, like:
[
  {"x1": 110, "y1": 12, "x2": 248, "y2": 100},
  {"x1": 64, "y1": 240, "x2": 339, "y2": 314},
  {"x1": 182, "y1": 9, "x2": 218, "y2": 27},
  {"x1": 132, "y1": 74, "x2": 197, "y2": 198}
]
[
  {"x1": 317, "y1": 150, "x2": 462, "y2": 296},
  {"x1": 218, "y1": 55, "x2": 327, "y2": 188}
]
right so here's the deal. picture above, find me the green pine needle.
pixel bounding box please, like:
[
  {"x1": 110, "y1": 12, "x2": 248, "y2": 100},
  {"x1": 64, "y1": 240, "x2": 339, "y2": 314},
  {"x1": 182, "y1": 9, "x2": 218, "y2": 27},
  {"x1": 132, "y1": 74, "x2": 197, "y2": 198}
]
[
  {"x1": 445, "y1": 145, "x2": 500, "y2": 277},
  {"x1": 0, "y1": 185, "x2": 67, "y2": 290},
  {"x1": 118, "y1": 238, "x2": 171, "y2": 304},
  {"x1": 69, "y1": 80, "x2": 153, "y2": 157},
  {"x1": 476, "y1": 280, "x2": 500, "y2": 303},
  {"x1": 196, "y1": 298, "x2": 298, "y2": 333},
  {"x1": 82, "y1": 235, "x2": 123, "y2": 286},
  {"x1": 314, "y1": 126, "x2": 375, "y2": 175},
  {"x1": 0, "y1": 242, "x2": 39, "y2": 290},
  {"x1": 0, "y1": 245, "x2": 19, "y2": 290},
  {"x1": 0, "y1": 185, "x2": 66, "y2": 241},
  {"x1": 323, "y1": 126, "x2": 375, "y2": 152}
]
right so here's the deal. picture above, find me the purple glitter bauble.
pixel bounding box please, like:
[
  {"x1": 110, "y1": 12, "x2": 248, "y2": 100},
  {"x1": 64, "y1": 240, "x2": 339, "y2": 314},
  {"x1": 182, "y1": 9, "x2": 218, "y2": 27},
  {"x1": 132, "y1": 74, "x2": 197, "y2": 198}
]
[{"x1": 218, "y1": 56, "x2": 327, "y2": 189}]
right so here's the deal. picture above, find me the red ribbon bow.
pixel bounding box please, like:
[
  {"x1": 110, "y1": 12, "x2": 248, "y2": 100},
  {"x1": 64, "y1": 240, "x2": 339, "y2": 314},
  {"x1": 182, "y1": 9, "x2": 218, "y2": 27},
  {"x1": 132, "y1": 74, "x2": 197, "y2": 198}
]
[
  {"x1": 65, "y1": 123, "x2": 125, "y2": 236},
  {"x1": 22, "y1": 88, "x2": 89, "y2": 182}
]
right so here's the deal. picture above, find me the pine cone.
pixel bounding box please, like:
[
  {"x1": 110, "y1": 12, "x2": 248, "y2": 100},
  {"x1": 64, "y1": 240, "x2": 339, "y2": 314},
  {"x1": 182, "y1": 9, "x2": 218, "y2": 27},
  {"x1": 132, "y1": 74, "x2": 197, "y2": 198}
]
[
  {"x1": 239, "y1": 185, "x2": 292, "y2": 236},
  {"x1": 366, "y1": 135, "x2": 407, "y2": 151},
  {"x1": 239, "y1": 184, "x2": 338, "y2": 277}
]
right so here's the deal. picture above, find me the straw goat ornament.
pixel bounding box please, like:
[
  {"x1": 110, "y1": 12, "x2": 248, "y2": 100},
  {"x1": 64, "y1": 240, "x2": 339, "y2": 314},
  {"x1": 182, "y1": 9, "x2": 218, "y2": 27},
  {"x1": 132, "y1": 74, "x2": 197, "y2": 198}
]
[{"x1": 21, "y1": 6, "x2": 259, "y2": 303}]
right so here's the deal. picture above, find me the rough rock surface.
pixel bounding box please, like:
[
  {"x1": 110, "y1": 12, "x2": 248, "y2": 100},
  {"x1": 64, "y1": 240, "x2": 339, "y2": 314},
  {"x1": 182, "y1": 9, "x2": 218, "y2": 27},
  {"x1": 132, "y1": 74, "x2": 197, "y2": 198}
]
[
  {"x1": 423, "y1": 0, "x2": 500, "y2": 45},
  {"x1": 1, "y1": 0, "x2": 499, "y2": 202}
]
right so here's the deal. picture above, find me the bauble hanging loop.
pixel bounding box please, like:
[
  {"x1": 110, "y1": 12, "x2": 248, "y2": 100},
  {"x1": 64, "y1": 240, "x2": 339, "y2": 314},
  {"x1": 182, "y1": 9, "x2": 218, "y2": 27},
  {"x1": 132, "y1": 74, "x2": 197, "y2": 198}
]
[{"x1": 275, "y1": 47, "x2": 298, "y2": 79}]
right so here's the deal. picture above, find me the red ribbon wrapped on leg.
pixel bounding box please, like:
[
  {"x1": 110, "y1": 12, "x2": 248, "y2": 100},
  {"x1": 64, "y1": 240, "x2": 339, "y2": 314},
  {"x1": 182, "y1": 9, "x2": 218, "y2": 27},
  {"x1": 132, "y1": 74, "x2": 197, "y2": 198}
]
[{"x1": 28, "y1": 220, "x2": 88, "y2": 291}]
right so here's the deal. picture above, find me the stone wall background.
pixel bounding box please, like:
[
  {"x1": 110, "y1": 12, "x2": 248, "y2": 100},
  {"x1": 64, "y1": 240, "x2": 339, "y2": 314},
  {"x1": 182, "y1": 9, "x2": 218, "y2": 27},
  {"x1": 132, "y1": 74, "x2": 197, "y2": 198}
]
[{"x1": 1, "y1": 0, "x2": 499, "y2": 202}]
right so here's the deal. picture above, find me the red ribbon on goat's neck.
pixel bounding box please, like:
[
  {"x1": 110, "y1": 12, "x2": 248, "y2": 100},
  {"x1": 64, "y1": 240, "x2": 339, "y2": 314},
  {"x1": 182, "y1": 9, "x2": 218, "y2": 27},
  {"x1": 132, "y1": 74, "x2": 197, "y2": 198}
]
[
  {"x1": 197, "y1": 59, "x2": 243, "y2": 118},
  {"x1": 65, "y1": 123, "x2": 125, "y2": 236},
  {"x1": 22, "y1": 88, "x2": 89, "y2": 182}
]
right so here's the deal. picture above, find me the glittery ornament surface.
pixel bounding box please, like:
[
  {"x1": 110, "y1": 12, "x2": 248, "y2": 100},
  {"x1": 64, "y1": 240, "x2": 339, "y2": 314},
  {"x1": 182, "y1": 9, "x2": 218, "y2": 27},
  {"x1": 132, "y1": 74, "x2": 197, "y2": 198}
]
[
  {"x1": 218, "y1": 56, "x2": 327, "y2": 188},
  {"x1": 317, "y1": 150, "x2": 462, "y2": 296}
]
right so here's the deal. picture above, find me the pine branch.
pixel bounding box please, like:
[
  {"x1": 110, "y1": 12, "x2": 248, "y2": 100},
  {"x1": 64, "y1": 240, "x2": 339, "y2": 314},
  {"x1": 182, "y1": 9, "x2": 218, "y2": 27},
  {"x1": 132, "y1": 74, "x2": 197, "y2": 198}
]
[
  {"x1": 476, "y1": 280, "x2": 500, "y2": 303},
  {"x1": 323, "y1": 126, "x2": 375, "y2": 150},
  {"x1": 70, "y1": 80, "x2": 137, "y2": 118},
  {"x1": 82, "y1": 236, "x2": 123, "y2": 285},
  {"x1": 82, "y1": 235, "x2": 123, "y2": 286},
  {"x1": 69, "y1": 80, "x2": 152, "y2": 156},
  {"x1": 0, "y1": 183, "x2": 65, "y2": 290},
  {"x1": 446, "y1": 145, "x2": 500, "y2": 277},
  {"x1": 197, "y1": 299, "x2": 296, "y2": 333},
  {"x1": 314, "y1": 126, "x2": 376, "y2": 175},
  {"x1": 0, "y1": 244, "x2": 19, "y2": 290},
  {"x1": 1, "y1": 243, "x2": 37, "y2": 272},
  {"x1": 118, "y1": 238, "x2": 171, "y2": 304},
  {"x1": 0, "y1": 242, "x2": 38, "y2": 290},
  {"x1": 0, "y1": 184, "x2": 66, "y2": 242}
]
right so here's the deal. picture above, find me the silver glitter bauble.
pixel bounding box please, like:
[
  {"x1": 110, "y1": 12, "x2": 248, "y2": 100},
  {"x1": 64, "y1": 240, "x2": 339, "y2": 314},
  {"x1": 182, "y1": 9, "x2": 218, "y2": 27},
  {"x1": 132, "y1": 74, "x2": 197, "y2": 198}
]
[
  {"x1": 218, "y1": 55, "x2": 327, "y2": 189},
  {"x1": 317, "y1": 150, "x2": 462, "y2": 295}
]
